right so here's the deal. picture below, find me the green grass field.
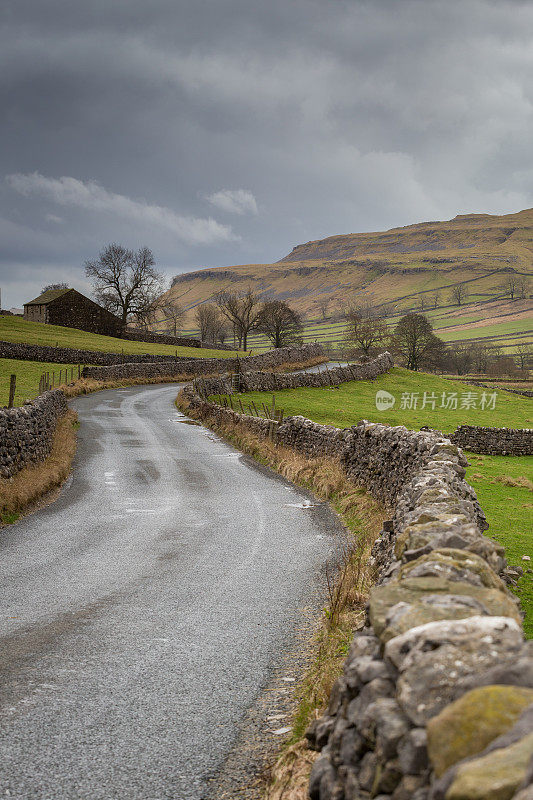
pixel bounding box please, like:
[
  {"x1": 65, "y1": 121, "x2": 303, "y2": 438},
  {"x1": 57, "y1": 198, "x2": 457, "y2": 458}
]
[
  {"x1": 239, "y1": 367, "x2": 532, "y2": 432},
  {"x1": 0, "y1": 315, "x2": 239, "y2": 358},
  {"x1": 228, "y1": 367, "x2": 533, "y2": 633},
  {"x1": 0, "y1": 358, "x2": 81, "y2": 406},
  {"x1": 466, "y1": 454, "x2": 533, "y2": 637}
]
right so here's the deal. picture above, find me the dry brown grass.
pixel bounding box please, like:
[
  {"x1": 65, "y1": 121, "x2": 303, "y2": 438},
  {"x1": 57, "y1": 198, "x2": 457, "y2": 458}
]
[
  {"x1": 264, "y1": 743, "x2": 319, "y2": 800},
  {"x1": 0, "y1": 409, "x2": 78, "y2": 522},
  {"x1": 177, "y1": 390, "x2": 386, "y2": 800},
  {"x1": 494, "y1": 475, "x2": 533, "y2": 491}
]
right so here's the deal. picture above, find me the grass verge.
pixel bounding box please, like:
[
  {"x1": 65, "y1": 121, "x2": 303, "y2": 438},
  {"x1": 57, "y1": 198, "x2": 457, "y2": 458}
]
[
  {"x1": 0, "y1": 314, "x2": 241, "y2": 358},
  {"x1": 0, "y1": 409, "x2": 78, "y2": 524},
  {"x1": 177, "y1": 390, "x2": 386, "y2": 800},
  {"x1": 238, "y1": 366, "x2": 532, "y2": 433}
]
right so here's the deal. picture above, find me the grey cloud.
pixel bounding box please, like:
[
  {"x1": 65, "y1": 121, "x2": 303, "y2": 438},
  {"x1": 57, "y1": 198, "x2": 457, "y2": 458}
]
[
  {"x1": 2, "y1": 0, "x2": 533, "y2": 305},
  {"x1": 7, "y1": 172, "x2": 238, "y2": 245},
  {"x1": 206, "y1": 189, "x2": 258, "y2": 215}
]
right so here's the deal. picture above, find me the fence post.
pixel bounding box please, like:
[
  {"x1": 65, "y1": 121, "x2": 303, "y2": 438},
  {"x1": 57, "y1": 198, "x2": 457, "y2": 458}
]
[{"x1": 8, "y1": 374, "x2": 16, "y2": 408}]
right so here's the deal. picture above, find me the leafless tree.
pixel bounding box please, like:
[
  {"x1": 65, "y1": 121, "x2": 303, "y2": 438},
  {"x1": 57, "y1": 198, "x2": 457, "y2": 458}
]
[
  {"x1": 85, "y1": 244, "x2": 164, "y2": 325},
  {"x1": 517, "y1": 275, "x2": 530, "y2": 299},
  {"x1": 161, "y1": 299, "x2": 185, "y2": 337},
  {"x1": 255, "y1": 300, "x2": 303, "y2": 348},
  {"x1": 195, "y1": 303, "x2": 224, "y2": 343},
  {"x1": 345, "y1": 309, "x2": 388, "y2": 357},
  {"x1": 215, "y1": 289, "x2": 263, "y2": 350},
  {"x1": 431, "y1": 291, "x2": 441, "y2": 309},
  {"x1": 393, "y1": 313, "x2": 446, "y2": 371},
  {"x1": 450, "y1": 283, "x2": 469, "y2": 306},
  {"x1": 316, "y1": 297, "x2": 331, "y2": 320},
  {"x1": 500, "y1": 273, "x2": 522, "y2": 300},
  {"x1": 516, "y1": 342, "x2": 533, "y2": 372},
  {"x1": 41, "y1": 282, "x2": 69, "y2": 293}
]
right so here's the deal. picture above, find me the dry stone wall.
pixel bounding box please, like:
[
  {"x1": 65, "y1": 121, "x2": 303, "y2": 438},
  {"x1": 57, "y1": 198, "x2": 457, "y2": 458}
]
[
  {"x1": 450, "y1": 424, "x2": 533, "y2": 456},
  {"x1": 0, "y1": 340, "x2": 201, "y2": 366},
  {"x1": 82, "y1": 343, "x2": 324, "y2": 381},
  {"x1": 0, "y1": 389, "x2": 68, "y2": 479},
  {"x1": 238, "y1": 352, "x2": 394, "y2": 391},
  {"x1": 180, "y1": 386, "x2": 533, "y2": 800},
  {"x1": 194, "y1": 352, "x2": 394, "y2": 396}
]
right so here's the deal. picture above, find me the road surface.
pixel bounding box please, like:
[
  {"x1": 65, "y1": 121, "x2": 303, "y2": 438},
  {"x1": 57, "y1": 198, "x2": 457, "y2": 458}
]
[{"x1": 0, "y1": 384, "x2": 344, "y2": 799}]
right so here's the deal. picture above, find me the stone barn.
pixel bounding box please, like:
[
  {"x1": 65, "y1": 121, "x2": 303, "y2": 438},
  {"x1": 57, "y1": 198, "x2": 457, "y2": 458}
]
[{"x1": 23, "y1": 288, "x2": 123, "y2": 336}]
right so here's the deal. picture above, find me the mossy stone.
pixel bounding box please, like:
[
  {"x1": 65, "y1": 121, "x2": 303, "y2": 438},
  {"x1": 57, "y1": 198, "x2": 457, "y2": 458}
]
[
  {"x1": 399, "y1": 548, "x2": 505, "y2": 590},
  {"x1": 445, "y1": 732, "x2": 533, "y2": 800},
  {"x1": 369, "y1": 579, "x2": 521, "y2": 641},
  {"x1": 428, "y1": 686, "x2": 533, "y2": 777}
]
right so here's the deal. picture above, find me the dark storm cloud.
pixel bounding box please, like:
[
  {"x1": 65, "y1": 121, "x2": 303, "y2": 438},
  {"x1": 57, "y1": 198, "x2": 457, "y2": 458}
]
[{"x1": 2, "y1": 0, "x2": 533, "y2": 305}]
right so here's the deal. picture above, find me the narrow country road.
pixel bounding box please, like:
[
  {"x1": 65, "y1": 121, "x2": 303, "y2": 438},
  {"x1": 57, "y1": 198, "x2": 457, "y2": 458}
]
[{"x1": 0, "y1": 384, "x2": 344, "y2": 800}]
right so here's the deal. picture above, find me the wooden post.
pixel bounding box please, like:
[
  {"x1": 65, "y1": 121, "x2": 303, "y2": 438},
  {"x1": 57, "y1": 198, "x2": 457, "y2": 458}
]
[
  {"x1": 8, "y1": 374, "x2": 16, "y2": 408},
  {"x1": 238, "y1": 398, "x2": 244, "y2": 413},
  {"x1": 272, "y1": 394, "x2": 276, "y2": 416},
  {"x1": 52, "y1": 371, "x2": 55, "y2": 387},
  {"x1": 262, "y1": 402, "x2": 270, "y2": 418},
  {"x1": 251, "y1": 400, "x2": 259, "y2": 417}
]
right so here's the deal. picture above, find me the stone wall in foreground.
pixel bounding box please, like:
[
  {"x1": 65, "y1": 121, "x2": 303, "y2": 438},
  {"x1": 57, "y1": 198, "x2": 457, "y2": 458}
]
[
  {"x1": 0, "y1": 389, "x2": 68, "y2": 479},
  {"x1": 180, "y1": 387, "x2": 533, "y2": 800},
  {"x1": 82, "y1": 343, "x2": 325, "y2": 381}
]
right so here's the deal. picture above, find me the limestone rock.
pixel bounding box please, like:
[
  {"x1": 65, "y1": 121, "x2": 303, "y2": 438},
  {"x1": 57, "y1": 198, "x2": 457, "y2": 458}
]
[
  {"x1": 443, "y1": 733, "x2": 533, "y2": 800},
  {"x1": 370, "y1": 579, "x2": 521, "y2": 642},
  {"x1": 385, "y1": 616, "x2": 524, "y2": 724},
  {"x1": 427, "y1": 686, "x2": 533, "y2": 777}
]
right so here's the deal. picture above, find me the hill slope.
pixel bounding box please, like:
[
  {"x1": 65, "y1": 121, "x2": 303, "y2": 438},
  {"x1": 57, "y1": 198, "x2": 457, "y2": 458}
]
[{"x1": 158, "y1": 208, "x2": 533, "y2": 351}]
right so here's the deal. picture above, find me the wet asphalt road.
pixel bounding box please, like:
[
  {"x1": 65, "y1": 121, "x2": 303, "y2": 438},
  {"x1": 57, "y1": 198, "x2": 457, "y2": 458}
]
[{"x1": 0, "y1": 384, "x2": 344, "y2": 799}]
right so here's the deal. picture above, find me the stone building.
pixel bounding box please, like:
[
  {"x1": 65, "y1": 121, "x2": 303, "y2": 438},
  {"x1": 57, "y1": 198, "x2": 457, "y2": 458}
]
[{"x1": 23, "y1": 288, "x2": 123, "y2": 336}]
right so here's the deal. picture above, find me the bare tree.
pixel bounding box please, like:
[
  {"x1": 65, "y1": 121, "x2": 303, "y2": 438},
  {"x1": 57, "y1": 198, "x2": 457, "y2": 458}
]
[
  {"x1": 500, "y1": 273, "x2": 521, "y2": 300},
  {"x1": 345, "y1": 309, "x2": 388, "y2": 357},
  {"x1": 393, "y1": 313, "x2": 446, "y2": 371},
  {"x1": 85, "y1": 244, "x2": 164, "y2": 325},
  {"x1": 42, "y1": 282, "x2": 69, "y2": 293},
  {"x1": 431, "y1": 290, "x2": 441, "y2": 309},
  {"x1": 215, "y1": 289, "x2": 263, "y2": 350},
  {"x1": 517, "y1": 275, "x2": 530, "y2": 300},
  {"x1": 450, "y1": 283, "x2": 469, "y2": 306},
  {"x1": 316, "y1": 297, "x2": 331, "y2": 320},
  {"x1": 195, "y1": 303, "x2": 224, "y2": 343},
  {"x1": 255, "y1": 300, "x2": 303, "y2": 348},
  {"x1": 516, "y1": 342, "x2": 532, "y2": 372},
  {"x1": 161, "y1": 299, "x2": 185, "y2": 337}
]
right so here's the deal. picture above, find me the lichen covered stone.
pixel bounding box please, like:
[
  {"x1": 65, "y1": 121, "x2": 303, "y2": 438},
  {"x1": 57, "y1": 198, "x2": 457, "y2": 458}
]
[{"x1": 427, "y1": 686, "x2": 533, "y2": 777}]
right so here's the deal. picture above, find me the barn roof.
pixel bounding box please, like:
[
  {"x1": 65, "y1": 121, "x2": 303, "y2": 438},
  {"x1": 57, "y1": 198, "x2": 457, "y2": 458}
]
[{"x1": 24, "y1": 288, "x2": 73, "y2": 306}]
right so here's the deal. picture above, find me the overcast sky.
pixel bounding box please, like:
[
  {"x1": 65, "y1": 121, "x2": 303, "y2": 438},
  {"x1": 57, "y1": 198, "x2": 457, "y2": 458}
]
[{"x1": 2, "y1": 0, "x2": 533, "y2": 307}]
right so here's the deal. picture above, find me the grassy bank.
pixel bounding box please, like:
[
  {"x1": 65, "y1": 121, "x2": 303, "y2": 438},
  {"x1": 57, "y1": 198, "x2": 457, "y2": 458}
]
[
  {"x1": 0, "y1": 410, "x2": 78, "y2": 524},
  {"x1": 0, "y1": 358, "x2": 83, "y2": 405},
  {"x1": 0, "y1": 315, "x2": 241, "y2": 358},
  {"x1": 239, "y1": 367, "x2": 532, "y2": 433}
]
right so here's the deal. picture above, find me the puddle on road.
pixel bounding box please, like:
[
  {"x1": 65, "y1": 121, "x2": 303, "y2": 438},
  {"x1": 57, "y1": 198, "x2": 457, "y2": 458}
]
[
  {"x1": 176, "y1": 419, "x2": 201, "y2": 426},
  {"x1": 284, "y1": 500, "x2": 319, "y2": 509}
]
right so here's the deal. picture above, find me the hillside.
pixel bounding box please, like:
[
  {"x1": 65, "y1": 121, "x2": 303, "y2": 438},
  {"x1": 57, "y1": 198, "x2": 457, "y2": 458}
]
[{"x1": 158, "y1": 208, "x2": 533, "y2": 353}]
